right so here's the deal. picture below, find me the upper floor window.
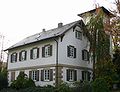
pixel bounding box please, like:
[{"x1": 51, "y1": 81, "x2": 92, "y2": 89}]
[
  {"x1": 42, "y1": 45, "x2": 52, "y2": 57},
  {"x1": 30, "y1": 47, "x2": 39, "y2": 59},
  {"x1": 82, "y1": 71, "x2": 91, "y2": 81},
  {"x1": 11, "y1": 53, "x2": 17, "y2": 63},
  {"x1": 29, "y1": 70, "x2": 39, "y2": 81},
  {"x1": 82, "y1": 50, "x2": 89, "y2": 61},
  {"x1": 75, "y1": 30, "x2": 82, "y2": 40},
  {"x1": 66, "y1": 69, "x2": 77, "y2": 81},
  {"x1": 41, "y1": 69, "x2": 53, "y2": 81},
  {"x1": 67, "y1": 45, "x2": 76, "y2": 58},
  {"x1": 19, "y1": 50, "x2": 27, "y2": 61}
]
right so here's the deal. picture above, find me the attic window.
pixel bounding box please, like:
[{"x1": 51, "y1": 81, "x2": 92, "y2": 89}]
[{"x1": 75, "y1": 30, "x2": 82, "y2": 40}]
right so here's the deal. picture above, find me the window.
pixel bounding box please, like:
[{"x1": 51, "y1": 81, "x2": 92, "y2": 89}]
[
  {"x1": 29, "y1": 70, "x2": 39, "y2": 81},
  {"x1": 11, "y1": 53, "x2": 17, "y2": 63},
  {"x1": 75, "y1": 30, "x2": 82, "y2": 40},
  {"x1": 82, "y1": 71, "x2": 91, "y2": 81},
  {"x1": 30, "y1": 48, "x2": 39, "y2": 59},
  {"x1": 19, "y1": 50, "x2": 27, "y2": 61},
  {"x1": 42, "y1": 45, "x2": 52, "y2": 57},
  {"x1": 41, "y1": 69, "x2": 53, "y2": 81},
  {"x1": 67, "y1": 45, "x2": 76, "y2": 58},
  {"x1": 11, "y1": 71, "x2": 15, "y2": 81},
  {"x1": 82, "y1": 50, "x2": 89, "y2": 61},
  {"x1": 66, "y1": 69, "x2": 77, "y2": 81}
]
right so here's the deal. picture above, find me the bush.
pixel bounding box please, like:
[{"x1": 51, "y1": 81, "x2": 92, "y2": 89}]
[
  {"x1": 92, "y1": 78, "x2": 109, "y2": 92},
  {"x1": 10, "y1": 72, "x2": 35, "y2": 89}
]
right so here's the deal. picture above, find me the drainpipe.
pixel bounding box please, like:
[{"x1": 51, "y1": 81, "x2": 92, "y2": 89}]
[{"x1": 54, "y1": 38, "x2": 59, "y2": 87}]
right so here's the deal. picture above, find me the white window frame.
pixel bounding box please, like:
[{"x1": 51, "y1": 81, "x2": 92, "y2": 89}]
[
  {"x1": 33, "y1": 48, "x2": 38, "y2": 59},
  {"x1": 31, "y1": 71, "x2": 37, "y2": 81},
  {"x1": 82, "y1": 50, "x2": 89, "y2": 61},
  {"x1": 21, "y1": 51, "x2": 26, "y2": 61},
  {"x1": 69, "y1": 70, "x2": 74, "y2": 81},
  {"x1": 11, "y1": 53, "x2": 17, "y2": 63},
  {"x1": 69, "y1": 46, "x2": 75, "y2": 58},
  {"x1": 44, "y1": 69, "x2": 50, "y2": 81},
  {"x1": 45, "y1": 45, "x2": 50, "y2": 57},
  {"x1": 76, "y1": 30, "x2": 82, "y2": 40}
]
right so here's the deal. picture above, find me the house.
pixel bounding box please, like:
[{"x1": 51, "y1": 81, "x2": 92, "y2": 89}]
[{"x1": 6, "y1": 6, "x2": 113, "y2": 86}]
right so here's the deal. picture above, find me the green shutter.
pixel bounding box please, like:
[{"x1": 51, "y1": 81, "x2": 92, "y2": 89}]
[
  {"x1": 30, "y1": 49, "x2": 33, "y2": 59},
  {"x1": 37, "y1": 48, "x2": 39, "y2": 58},
  {"x1": 29, "y1": 71, "x2": 32, "y2": 79},
  {"x1": 50, "y1": 69, "x2": 53, "y2": 81},
  {"x1": 74, "y1": 70, "x2": 77, "y2": 81},
  {"x1": 50, "y1": 45, "x2": 52, "y2": 56},
  {"x1": 67, "y1": 46, "x2": 70, "y2": 57},
  {"x1": 42, "y1": 47, "x2": 45, "y2": 57},
  {"x1": 36, "y1": 70, "x2": 39, "y2": 81},
  {"x1": 41, "y1": 70, "x2": 44, "y2": 81},
  {"x1": 19, "y1": 52, "x2": 21, "y2": 61},
  {"x1": 66, "y1": 69, "x2": 70, "y2": 81},
  {"x1": 74, "y1": 48, "x2": 76, "y2": 58}
]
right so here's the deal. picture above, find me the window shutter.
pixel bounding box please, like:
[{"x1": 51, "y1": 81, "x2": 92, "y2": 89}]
[
  {"x1": 15, "y1": 53, "x2": 17, "y2": 62},
  {"x1": 74, "y1": 48, "x2": 76, "y2": 58},
  {"x1": 42, "y1": 47, "x2": 45, "y2": 57},
  {"x1": 87, "y1": 51, "x2": 89, "y2": 61},
  {"x1": 37, "y1": 48, "x2": 39, "y2": 58},
  {"x1": 30, "y1": 49, "x2": 33, "y2": 59},
  {"x1": 19, "y1": 52, "x2": 21, "y2": 61},
  {"x1": 74, "y1": 70, "x2": 77, "y2": 81},
  {"x1": 66, "y1": 69, "x2": 70, "y2": 81},
  {"x1": 36, "y1": 70, "x2": 39, "y2": 81},
  {"x1": 25, "y1": 51, "x2": 27, "y2": 60},
  {"x1": 41, "y1": 70, "x2": 44, "y2": 81},
  {"x1": 50, "y1": 45, "x2": 52, "y2": 56},
  {"x1": 50, "y1": 69, "x2": 53, "y2": 81},
  {"x1": 82, "y1": 71, "x2": 84, "y2": 81},
  {"x1": 75, "y1": 31, "x2": 77, "y2": 38},
  {"x1": 67, "y1": 46, "x2": 70, "y2": 57},
  {"x1": 11, "y1": 54, "x2": 13, "y2": 63},
  {"x1": 82, "y1": 50, "x2": 84, "y2": 60},
  {"x1": 29, "y1": 71, "x2": 32, "y2": 79},
  {"x1": 88, "y1": 72, "x2": 91, "y2": 81}
]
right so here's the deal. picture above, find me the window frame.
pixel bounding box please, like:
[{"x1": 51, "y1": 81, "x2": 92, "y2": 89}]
[
  {"x1": 75, "y1": 30, "x2": 82, "y2": 40},
  {"x1": 82, "y1": 71, "x2": 91, "y2": 81},
  {"x1": 82, "y1": 49, "x2": 89, "y2": 61},
  {"x1": 44, "y1": 69, "x2": 50, "y2": 81},
  {"x1": 67, "y1": 45, "x2": 76, "y2": 58},
  {"x1": 30, "y1": 47, "x2": 39, "y2": 59},
  {"x1": 19, "y1": 50, "x2": 27, "y2": 61},
  {"x1": 11, "y1": 52, "x2": 17, "y2": 63},
  {"x1": 29, "y1": 70, "x2": 39, "y2": 81},
  {"x1": 42, "y1": 45, "x2": 52, "y2": 58}
]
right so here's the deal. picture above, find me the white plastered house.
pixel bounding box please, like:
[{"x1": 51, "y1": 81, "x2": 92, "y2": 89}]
[{"x1": 6, "y1": 6, "x2": 114, "y2": 86}]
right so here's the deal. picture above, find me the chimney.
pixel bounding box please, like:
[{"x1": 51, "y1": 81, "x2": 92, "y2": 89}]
[
  {"x1": 42, "y1": 28, "x2": 46, "y2": 32},
  {"x1": 58, "y1": 23, "x2": 63, "y2": 28}
]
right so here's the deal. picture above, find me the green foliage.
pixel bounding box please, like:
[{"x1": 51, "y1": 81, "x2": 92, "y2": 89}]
[
  {"x1": 92, "y1": 78, "x2": 109, "y2": 92},
  {"x1": 55, "y1": 82, "x2": 72, "y2": 92},
  {"x1": 0, "y1": 68, "x2": 8, "y2": 90},
  {"x1": 10, "y1": 72, "x2": 35, "y2": 89}
]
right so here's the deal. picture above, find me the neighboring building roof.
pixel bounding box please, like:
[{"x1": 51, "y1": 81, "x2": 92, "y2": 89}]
[
  {"x1": 78, "y1": 6, "x2": 115, "y2": 18},
  {"x1": 7, "y1": 20, "x2": 83, "y2": 50}
]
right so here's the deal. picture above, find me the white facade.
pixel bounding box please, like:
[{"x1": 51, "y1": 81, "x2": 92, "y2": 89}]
[{"x1": 7, "y1": 20, "x2": 93, "y2": 86}]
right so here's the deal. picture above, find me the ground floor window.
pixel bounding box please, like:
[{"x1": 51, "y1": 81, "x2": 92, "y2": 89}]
[
  {"x1": 11, "y1": 71, "x2": 15, "y2": 81},
  {"x1": 82, "y1": 71, "x2": 91, "y2": 81},
  {"x1": 66, "y1": 69, "x2": 77, "y2": 81},
  {"x1": 29, "y1": 70, "x2": 39, "y2": 81}
]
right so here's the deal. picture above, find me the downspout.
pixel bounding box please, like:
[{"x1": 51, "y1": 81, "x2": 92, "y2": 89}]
[{"x1": 54, "y1": 38, "x2": 59, "y2": 87}]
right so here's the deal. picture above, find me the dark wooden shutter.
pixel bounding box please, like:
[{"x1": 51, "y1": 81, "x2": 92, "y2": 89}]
[
  {"x1": 87, "y1": 51, "x2": 89, "y2": 61},
  {"x1": 67, "y1": 46, "x2": 70, "y2": 57},
  {"x1": 11, "y1": 54, "x2": 13, "y2": 63},
  {"x1": 37, "y1": 48, "x2": 39, "y2": 58},
  {"x1": 74, "y1": 70, "x2": 77, "y2": 81},
  {"x1": 82, "y1": 50, "x2": 84, "y2": 60},
  {"x1": 74, "y1": 48, "x2": 76, "y2": 58},
  {"x1": 30, "y1": 49, "x2": 33, "y2": 59},
  {"x1": 15, "y1": 53, "x2": 17, "y2": 62},
  {"x1": 41, "y1": 70, "x2": 44, "y2": 81},
  {"x1": 42, "y1": 47, "x2": 45, "y2": 57},
  {"x1": 25, "y1": 51, "x2": 27, "y2": 60},
  {"x1": 88, "y1": 72, "x2": 91, "y2": 81},
  {"x1": 36, "y1": 70, "x2": 39, "y2": 81},
  {"x1": 50, "y1": 69, "x2": 53, "y2": 81},
  {"x1": 50, "y1": 45, "x2": 52, "y2": 56},
  {"x1": 82, "y1": 71, "x2": 84, "y2": 81},
  {"x1": 19, "y1": 52, "x2": 21, "y2": 61},
  {"x1": 29, "y1": 71, "x2": 32, "y2": 79},
  {"x1": 75, "y1": 31, "x2": 77, "y2": 38},
  {"x1": 66, "y1": 69, "x2": 70, "y2": 81}
]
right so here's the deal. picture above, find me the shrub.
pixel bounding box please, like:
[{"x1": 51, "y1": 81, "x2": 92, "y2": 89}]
[
  {"x1": 92, "y1": 78, "x2": 109, "y2": 92},
  {"x1": 10, "y1": 72, "x2": 35, "y2": 89}
]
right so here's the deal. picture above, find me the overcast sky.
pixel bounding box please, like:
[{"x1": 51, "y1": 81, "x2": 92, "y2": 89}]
[{"x1": 0, "y1": 0, "x2": 115, "y2": 50}]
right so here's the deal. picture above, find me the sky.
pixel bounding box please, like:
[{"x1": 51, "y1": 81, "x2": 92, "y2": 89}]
[{"x1": 0, "y1": 0, "x2": 115, "y2": 50}]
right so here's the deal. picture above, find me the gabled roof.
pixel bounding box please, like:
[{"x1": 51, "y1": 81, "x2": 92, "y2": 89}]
[
  {"x1": 78, "y1": 6, "x2": 115, "y2": 18},
  {"x1": 7, "y1": 20, "x2": 83, "y2": 50}
]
